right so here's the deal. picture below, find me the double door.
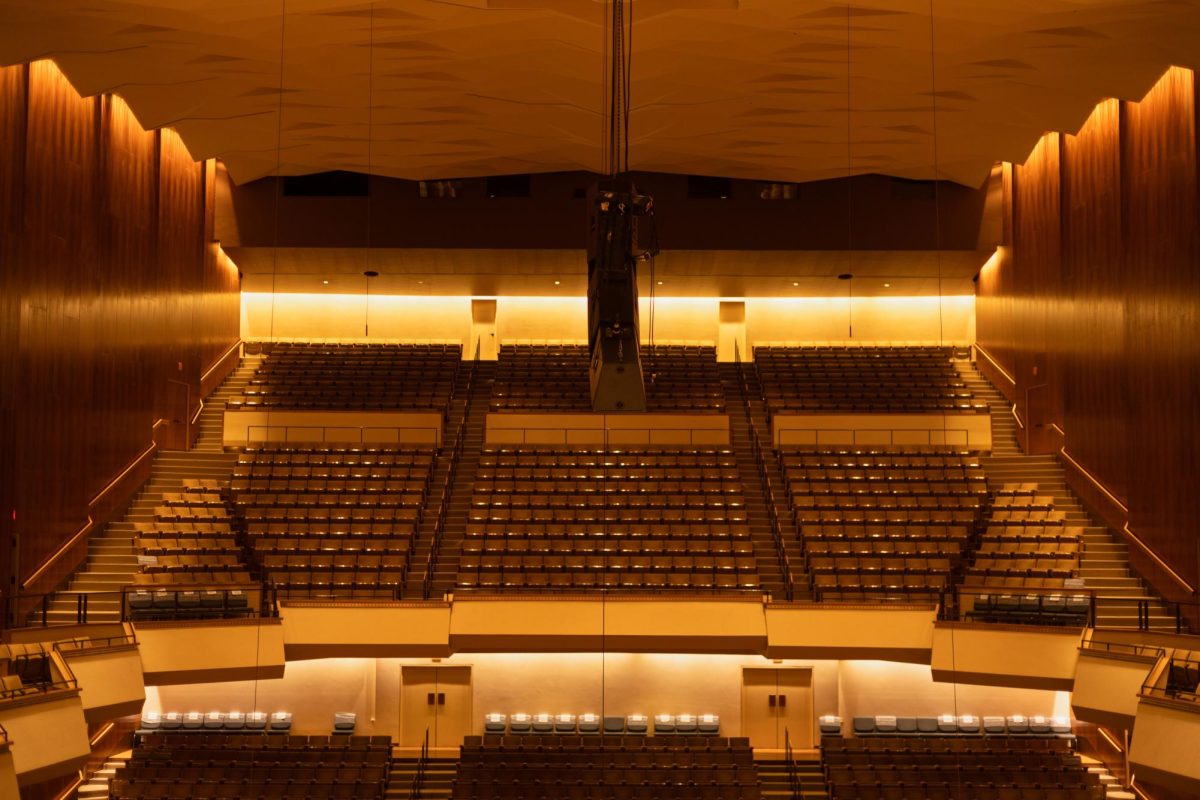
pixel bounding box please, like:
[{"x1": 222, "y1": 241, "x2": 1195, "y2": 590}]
[
  {"x1": 741, "y1": 667, "x2": 813, "y2": 750},
  {"x1": 400, "y1": 666, "x2": 472, "y2": 748}
]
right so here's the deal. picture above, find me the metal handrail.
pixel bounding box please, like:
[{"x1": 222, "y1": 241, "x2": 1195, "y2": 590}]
[
  {"x1": 422, "y1": 340, "x2": 481, "y2": 599},
  {"x1": 784, "y1": 728, "x2": 801, "y2": 799},
  {"x1": 732, "y1": 342, "x2": 795, "y2": 601},
  {"x1": 408, "y1": 726, "x2": 431, "y2": 799}
]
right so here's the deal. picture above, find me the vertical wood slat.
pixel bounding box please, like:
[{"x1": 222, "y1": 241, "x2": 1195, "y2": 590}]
[
  {"x1": 976, "y1": 67, "x2": 1200, "y2": 599},
  {"x1": 0, "y1": 60, "x2": 240, "y2": 604}
]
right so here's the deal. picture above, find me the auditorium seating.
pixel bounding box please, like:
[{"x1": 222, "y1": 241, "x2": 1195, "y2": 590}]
[
  {"x1": 0, "y1": 643, "x2": 53, "y2": 696},
  {"x1": 454, "y1": 734, "x2": 759, "y2": 800},
  {"x1": 110, "y1": 732, "x2": 392, "y2": 800},
  {"x1": 780, "y1": 447, "x2": 987, "y2": 602},
  {"x1": 134, "y1": 484, "x2": 246, "y2": 583},
  {"x1": 458, "y1": 447, "x2": 759, "y2": 592},
  {"x1": 822, "y1": 736, "x2": 1101, "y2": 800},
  {"x1": 481, "y1": 714, "x2": 720, "y2": 736},
  {"x1": 230, "y1": 445, "x2": 435, "y2": 599},
  {"x1": 960, "y1": 484, "x2": 1087, "y2": 625},
  {"x1": 229, "y1": 342, "x2": 460, "y2": 412},
  {"x1": 755, "y1": 346, "x2": 986, "y2": 414},
  {"x1": 492, "y1": 345, "x2": 725, "y2": 412}
]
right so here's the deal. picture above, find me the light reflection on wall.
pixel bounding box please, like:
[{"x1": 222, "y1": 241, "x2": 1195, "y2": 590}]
[{"x1": 241, "y1": 292, "x2": 976, "y2": 346}]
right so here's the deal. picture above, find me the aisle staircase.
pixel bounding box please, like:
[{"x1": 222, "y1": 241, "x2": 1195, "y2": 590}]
[
  {"x1": 76, "y1": 753, "x2": 131, "y2": 800},
  {"x1": 387, "y1": 755, "x2": 458, "y2": 800},
  {"x1": 193, "y1": 353, "x2": 261, "y2": 452},
  {"x1": 961, "y1": 359, "x2": 1183, "y2": 632},
  {"x1": 719, "y1": 362, "x2": 799, "y2": 601},
  {"x1": 27, "y1": 357, "x2": 249, "y2": 625},
  {"x1": 755, "y1": 752, "x2": 828, "y2": 800},
  {"x1": 407, "y1": 361, "x2": 494, "y2": 599}
]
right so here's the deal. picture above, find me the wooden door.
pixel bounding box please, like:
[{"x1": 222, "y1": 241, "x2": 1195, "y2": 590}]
[
  {"x1": 741, "y1": 668, "x2": 814, "y2": 750},
  {"x1": 400, "y1": 666, "x2": 473, "y2": 748},
  {"x1": 741, "y1": 668, "x2": 781, "y2": 750},
  {"x1": 433, "y1": 666, "x2": 472, "y2": 747},
  {"x1": 774, "y1": 668, "x2": 814, "y2": 749},
  {"x1": 400, "y1": 666, "x2": 438, "y2": 747}
]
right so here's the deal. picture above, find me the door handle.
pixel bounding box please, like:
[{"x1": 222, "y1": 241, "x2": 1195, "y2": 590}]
[
  {"x1": 438, "y1": 693, "x2": 446, "y2": 705},
  {"x1": 768, "y1": 694, "x2": 776, "y2": 708},
  {"x1": 778, "y1": 694, "x2": 787, "y2": 708},
  {"x1": 427, "y1": 692, "x2": 435, "y2": 705}
]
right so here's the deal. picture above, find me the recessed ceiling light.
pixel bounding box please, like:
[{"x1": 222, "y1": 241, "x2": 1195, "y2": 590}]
[
  {"x1": 416, "y1": 280, "x2": 424, "y2": 284},
  {"x1": 792, "y1": 282, "x2": 799, "y2": 287},
  {"x1": 322, "y1": 280, "x2": 329, "y2": 285},
  {"x1": 554, "y1": 280, "x2": 560, "y2": 286},
  {"x1": 657, "y1": 280, "x2": 664, "y2": 285},
  {"x1": 883, "y1": 282, "x2": 891, "y2": 288}
]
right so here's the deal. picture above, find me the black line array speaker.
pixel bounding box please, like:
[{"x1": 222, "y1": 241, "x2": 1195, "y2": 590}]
[{"x1": 586, "y1": 179, "x2": 656, "y2": 412}]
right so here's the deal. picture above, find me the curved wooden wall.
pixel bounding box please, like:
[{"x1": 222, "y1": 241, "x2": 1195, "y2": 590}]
[
  {"x1": 0, "y1": 61, "x2": 240, "y2": 612},
  {"x1": 976, "y1": 67, "x2": 1200, "y2": 603}
]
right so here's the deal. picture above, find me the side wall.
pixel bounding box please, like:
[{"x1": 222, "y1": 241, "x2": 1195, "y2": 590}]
[
  {"x1": 0, "y1": 60, "x2": 241, "y2": 608},
  {"x1": 975, "y1": 67, "x2": 1200, "y2": 601}
]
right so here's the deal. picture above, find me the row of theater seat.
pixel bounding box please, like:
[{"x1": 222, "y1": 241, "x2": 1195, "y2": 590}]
[
  {"x1": 754, "y1": 346, "x2": 983, "y2": 414},
  {"x1": 822, "y1": 735, "x2": 1096, "y2": 800},
  {"x1": 846, "y1": 715, "x2": 1073, "y2": 738},
  {"x1": 128, "y1": 589, "x2": 252, "y2": 620},
  {"x1": 481, "y1": 714, "x2": 721, "y2": 736},
  {"x1": 114, "y1": 729, "x2": 389, "y2": 800},
  {"x1": 231, "y1": 343, "x2": 459, "y2": 412},
  {"x1": 456, "y1": 734, "x2": 758, "y2": 800},
  {"x1": 492, "y1": 345, "x2": 726, "y2": 413}
]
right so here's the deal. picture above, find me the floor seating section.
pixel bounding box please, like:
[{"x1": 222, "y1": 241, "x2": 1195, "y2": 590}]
[
  {"x1": 755, "y1": 346, "x2": 985, "y2": 414},
  {"x1": 780, "y1": 447, "x2": 987, "y2": 602},
  {"x1": 110, "y1": 733, "x2": 392, "y2": 800},
  {"x1": 492, "y1": 345, "x2": 725, "y2": 412},
  {"x1": 229, "y1": 445, "x2": 436, "y2": 599},
  {"x1": 822, "y1": 736, "x2": 1103, "y2": 800},
  {"x1": 230, "y1": 342, "x2": 460, "y2": 411},
  {"x1": 459, "y1": 447, "x2": 760, "y2": 592},
  {"x1": 454, "y1": 734, "x2": 760, "y2": 800},
  {"x1": 132, "y1": 481, "x2": 251, "y2": 590}
]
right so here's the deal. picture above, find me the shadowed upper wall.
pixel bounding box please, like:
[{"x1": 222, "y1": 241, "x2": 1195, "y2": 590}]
[
  {"x1": 0, "y1": 60, "x2": 241, "y2": 609},
  {"x1": 976, "y1": 66, "x2": 1200, "y2": 603}
]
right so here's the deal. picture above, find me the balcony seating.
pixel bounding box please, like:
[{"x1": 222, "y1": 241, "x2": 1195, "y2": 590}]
[
  {"x1": 755, "y1": 346, "x2": 986, "y2": 414},
  {"x1": 960, "y1": 485, "x2": 1085, "y2": 623},
  {"x1": 492, "y1": 344, "x2": 725, "y2": 412},
  {"x1": 229, "y1": 343, "x2": 460, "y2": 412},
  {"x1": 781, "y1": 448, "x2": 986, "y2": 602},
  {"x1": 133, "y1": 482, "x2": 251, "y2": 590},
  {"x1": 230, "y1": 446, "x2": 436, "y2": 599},
  {"x1": 458, "y1": 447, "x2": 759, "y2": 592}
]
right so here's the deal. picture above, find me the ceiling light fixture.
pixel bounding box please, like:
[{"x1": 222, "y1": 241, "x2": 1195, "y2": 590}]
[
  {"x1": 322, "y1": 280, "x2": 329, "y2": 285},
  {"x1": 792, "y1": 282, "x2": 799, "y2": 287},
  {"x1": 554, "y1": 280, "x2": 561, "y2": 285},
  {"x1": 883, "y1": 282, "x2": 891, "y2": 288}
]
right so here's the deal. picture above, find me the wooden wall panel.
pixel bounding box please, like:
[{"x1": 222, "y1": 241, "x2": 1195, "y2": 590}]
[
  {"x1": 0, "y1": 64, "x2": 26, "y2": 605},
  {"x1": 17, "y1": 59, "x2": 102, "y2": 600},
  {"x1": 1010, "y1": 133, "x2": 1062, "y2": 453},
  {"x1": 1061, "y1": 99, "x2": 1127, "y2": 503},
  {"x1": 1122, "y1": 67, "x2": 1200, "y2": 595},
  {"x1": 976, "y1": 67, "x2": 1200, "y2": 601},
  {"x1": 0, "y1": 60, "x2": 240, "y2": 609}
]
